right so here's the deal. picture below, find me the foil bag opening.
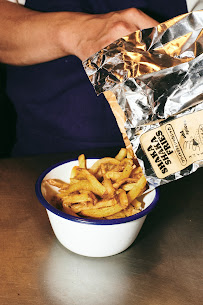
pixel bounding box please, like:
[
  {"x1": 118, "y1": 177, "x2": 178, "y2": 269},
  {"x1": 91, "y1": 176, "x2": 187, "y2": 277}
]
[{"x1": 83, "y1": 11, "x2": 203, "y2": 187}]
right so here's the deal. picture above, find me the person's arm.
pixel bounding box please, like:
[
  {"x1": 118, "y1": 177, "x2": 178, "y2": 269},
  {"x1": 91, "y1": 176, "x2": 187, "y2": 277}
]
[{"x1": 0, "y1": 0, "x2": 158, "y2": 65}]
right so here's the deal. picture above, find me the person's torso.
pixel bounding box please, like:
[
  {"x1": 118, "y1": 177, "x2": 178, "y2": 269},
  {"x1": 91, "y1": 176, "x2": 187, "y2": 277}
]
[{"x1": 6, "y1": 0, "x2": 188, "y2": 156}]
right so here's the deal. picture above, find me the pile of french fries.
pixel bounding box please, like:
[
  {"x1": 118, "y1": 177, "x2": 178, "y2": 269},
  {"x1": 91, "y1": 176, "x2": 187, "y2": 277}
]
[{"x1": 46, "y1": 148, "x2": 148, "y2": 219}]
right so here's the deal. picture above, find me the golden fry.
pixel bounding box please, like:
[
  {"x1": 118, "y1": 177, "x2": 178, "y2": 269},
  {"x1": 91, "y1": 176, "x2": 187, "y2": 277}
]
[
  {"x1": 115, "y1": 148, "x2": 127, "y2": 161},
  {"x1": 46, "y1": 179, "x2": 69, "y2": 189},
  {"x1": 105, "y1": 200, "x2": 141, "y2": 219},
  {"x1": 77, "y1": 168, "x2": 106, "y2": 197},
  {"x1": 117, "y1": 189, "x2": 129, "y2": 209},
  {"x1": 123, "y1": 204, "x2": 140, "y2": 217},
  {"x1": 61, "y1": 192, "x2": 93, "y2": 204},
  {"x1": 68, "y1": 202, "x2": 93, "y2": 213},
  {"x1": 70, "y1": 178, "x2": 82, "y2": 184},
  {"x1": 62, "y1": 205, "x2": 79, "y2": 217},
  {"x1": 113, "y1": 178, "x2": 138, "y2": 189},
  {"x1": 58, "y1": 180, "x2": 96, "y2": 195},
  {"x1": 78, "y1": 154, "x2": 86, "y2": 169},
  {"x1": 122, "y1": 182, "x2": 137, "y2": 191},
  {"x1": 131, "y1": 166, "x2": 143, "y2": 177},
  {"x1": 101, "y1": 164, "x2": 115, "y2": 198},
  {"x1": 105, "y1": 210, "x2": 127, "y2": 219},
  {"x1": 90, "y1": 157, "x2": 120, "y2": 174},
  {"x1": 80, "y1": 199, "x2": 123, "y2": 218},
  {"x1": 126, "y1": 148, "x2": 134, "y2": 159},
  {"x1": 47, "y1": 148, "x2": 148, "y2": 219},
  {"x1": 119, "y1": 162, "x2": 133, "y2": 180},
  {"x1": 105, "y1": 171, "x2": 123, "y2": 181},
  {"x1": 70, "y1": 166, "x2": 79, "y2": 178},
  {"x1": 75, "y1": 198, "x2": 117, "y2": 212},
  {"x1": 120, "y1": 158, "x2": 133, "y2": 167},
  {"x1": 127, "y1": 175, "x2": 147, "y2": 203},
  {"x1": 102, "y1": 178, "x2": 115, "y2": 198},
  {"x1": 79, "y1": 190, "x2": 98, "y2": 203},
  {"x1": 131, "y1": 199, "x2": 142, "y2": 209}
]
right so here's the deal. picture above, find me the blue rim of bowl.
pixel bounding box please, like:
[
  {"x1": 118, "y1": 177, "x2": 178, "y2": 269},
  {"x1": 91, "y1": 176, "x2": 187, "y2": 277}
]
[{"x1": 35, "y1": 158, "x2": 160, "y2": 225}]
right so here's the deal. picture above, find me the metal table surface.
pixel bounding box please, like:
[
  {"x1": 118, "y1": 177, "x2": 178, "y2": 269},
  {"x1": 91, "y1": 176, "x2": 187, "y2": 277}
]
[{"x1": 0, "y1": 149, "x2": 202, "y2": 305}]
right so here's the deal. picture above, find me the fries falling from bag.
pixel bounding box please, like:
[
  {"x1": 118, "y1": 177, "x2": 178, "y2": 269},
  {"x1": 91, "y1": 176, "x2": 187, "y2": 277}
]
[{"x1": 83, "y1": 11, "x2": 203, "y2": 187}]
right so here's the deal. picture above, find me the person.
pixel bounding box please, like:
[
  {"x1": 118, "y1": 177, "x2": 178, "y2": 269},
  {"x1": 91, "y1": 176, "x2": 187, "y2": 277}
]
[{"x1": 0, "y1": 0, "x2": 202, "y2": 156}]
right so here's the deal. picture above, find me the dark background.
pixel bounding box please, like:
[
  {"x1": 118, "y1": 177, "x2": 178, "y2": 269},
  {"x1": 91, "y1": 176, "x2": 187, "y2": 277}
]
[{"x1": 0, "y1": 63, "x2": 16, "y2": 158}]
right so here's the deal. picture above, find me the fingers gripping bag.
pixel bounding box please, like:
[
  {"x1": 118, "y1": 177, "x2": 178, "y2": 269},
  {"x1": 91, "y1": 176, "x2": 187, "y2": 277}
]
[{"x1": 83, "y1": 11, "x2": 203, "y2": 187}]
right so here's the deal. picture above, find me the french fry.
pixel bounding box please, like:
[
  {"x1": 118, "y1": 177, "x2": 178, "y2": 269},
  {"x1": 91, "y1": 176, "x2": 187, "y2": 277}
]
[
  {"x1": 103, "y1": 178, "x2": 115, "y2": 198},
  {"x1": 105, "y1": 171, "x2": 123, "y2": 181},
  {"x1": 131, "y1": 199, "x2": 142, "y2": 209},
  {"x1": 117, "y1": 189, "x2": 129, "y2": 209},
  {"x1": 62, "y1": 205, "x2": 79, "y2": 217},
  {"x1": 68, "y1": 202, "x2": 93, "y2": 213},
  {"x1": 111, "y1": 157, "x2": 132, "y2": 172},
  {"x1": 106, "y1": 200, "x2": 141, "y2": 219},
  {"x1": 46, "y1": 148, "x2": 148, "y2": 220},
  {"x1": 138, "y1": 186, "x2": 147, "y2": 197},
  {"x1": 113, "y1": 162, "x2": 133, "y2": 184},
  {"x1": 120, "y1": 157, "x2": 133, "y2": 167},
  {"x1": 122, "y1": 182, "x2": 137, "y2": 191},
  {"x1": 74, "y1": 198, "x2": 117, "y2": 212},
  {"x1": 105, "y1": 210, "x2": 127, "y2": 219},
  {"x1": 46, "y1": 179, "x2": 69, "y2": 189},
  {"x1": 101, "y1": 164, "x2": 115, "y2": 198},
  {"x1": 95, "y1": 198, "x2": 117, "y2": 208},
  {"x1": 78, "y1": 154, "x2": 86, "y2": 169},
  {"x1": 70, "y1": 166, "x2": 79, "y2": 178},
  {"x1": 123, "y1": 204, "x2": 140, "y2": 217},
  {"x1": 79, "y1": 190, "x2": 98, "y2": 204},
  {"x1": 70, "y1": 178, "x2": 82, "y2": 184},
  {"x1": 80, "y1": 199, "x2": 124, "y2": 218},
  {"x1": 126, "y1": 148, "x2": 134, "y2": 159},
  {"x1": 127, "y1": 174, "x2": 147, "y2": 203},
  {"x1": 131, "y1": 166, "x2": 143, "y2": 177},
  {"x1": 102, "y1": 178, "x2": 115, "y2": 198},
  {"x1": 59, "y1": 180, "x2": 99, "y2": 196},
  {"x1": 61, "y1": 192, "x2": 93, "y2": 204},
  {"x1": 76, "y1": 168, "x2": 106, "y2": 197},
  {"x1": 115, "y1": 148, "x2": 127, "y2": 161},
  {"x1": 90, "y1": 157, "x2": 120, "y2": 174},
  {"x1": 113, "y1": 178, "x2": 138, "y2": 189},
  {"x1": 70, "y1": 167, "x2": 87, "y2": 180}
]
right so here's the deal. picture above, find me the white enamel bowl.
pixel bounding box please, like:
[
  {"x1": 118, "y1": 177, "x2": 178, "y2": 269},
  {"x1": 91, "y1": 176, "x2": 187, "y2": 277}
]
[{"x1": 35, "y1": 158, "x2": 159, "y2": 257}]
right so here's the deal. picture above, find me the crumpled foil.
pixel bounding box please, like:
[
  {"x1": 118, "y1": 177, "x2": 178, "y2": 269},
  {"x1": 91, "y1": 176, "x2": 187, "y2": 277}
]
[{"x1": 83, "y1": 11, "x2": 203, "y2": 187}]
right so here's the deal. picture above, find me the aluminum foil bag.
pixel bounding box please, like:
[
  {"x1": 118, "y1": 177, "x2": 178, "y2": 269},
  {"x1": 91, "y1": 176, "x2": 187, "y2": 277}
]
[{"x1": 83, "y1": 11, "x2": 203, "y2": 187}]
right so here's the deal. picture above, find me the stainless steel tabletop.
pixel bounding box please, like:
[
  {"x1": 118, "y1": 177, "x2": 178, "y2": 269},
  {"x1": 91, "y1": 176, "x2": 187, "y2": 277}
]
[{"x1": 0, "y1": 151, "x2": 202, "y2": 305}]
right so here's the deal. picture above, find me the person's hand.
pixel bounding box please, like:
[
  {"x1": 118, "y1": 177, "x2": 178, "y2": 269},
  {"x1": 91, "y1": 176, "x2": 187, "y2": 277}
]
[
  {"x1": 61, "y1": 8, "x2": 159, "y2": 61},
  {"x1": 0, "y1": 2, "x2": 158, "y2": 65}
]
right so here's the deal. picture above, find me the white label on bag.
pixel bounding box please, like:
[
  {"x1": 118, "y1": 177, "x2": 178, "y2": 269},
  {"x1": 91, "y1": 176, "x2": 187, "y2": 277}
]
[{"x1": 140, "y1": 109, "x2": 203, "y2": 178}]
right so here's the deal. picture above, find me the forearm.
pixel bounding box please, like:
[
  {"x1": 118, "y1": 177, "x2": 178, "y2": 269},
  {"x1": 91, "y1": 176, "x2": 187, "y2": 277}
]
[
  {"x1": 0, "y1": 1, "x2": 74, "y2": 65},
  {"x1": 0, "y1": 1, "x2": 158, "y2": 66}
]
